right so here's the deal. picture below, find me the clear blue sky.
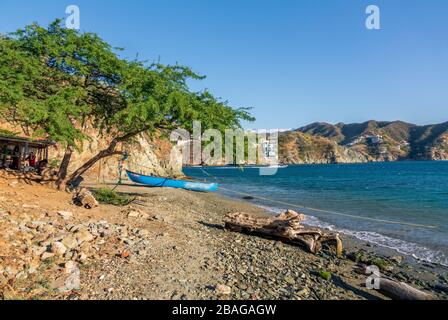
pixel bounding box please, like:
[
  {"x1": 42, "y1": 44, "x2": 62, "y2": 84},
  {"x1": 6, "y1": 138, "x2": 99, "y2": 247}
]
[{"x1": 1, "y1": 0, "x2": 447, "y2": 129}]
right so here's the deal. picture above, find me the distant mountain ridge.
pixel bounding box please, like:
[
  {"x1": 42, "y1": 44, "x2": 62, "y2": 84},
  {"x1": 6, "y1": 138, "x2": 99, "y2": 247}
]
[{"x1": 279, "y1": 120, "x2": 448, "y2": 164}]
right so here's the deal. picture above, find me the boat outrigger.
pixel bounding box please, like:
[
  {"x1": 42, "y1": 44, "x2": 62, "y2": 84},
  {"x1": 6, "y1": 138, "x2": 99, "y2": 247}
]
[{"x1": 126, "y1": 170, "x2": 218, "y2": 192}]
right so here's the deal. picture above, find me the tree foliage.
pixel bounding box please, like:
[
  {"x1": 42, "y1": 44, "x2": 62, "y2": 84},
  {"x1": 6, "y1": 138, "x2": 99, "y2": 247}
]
[{"x1": 0, "y1": 20, "x2": 254, "y2": 183}]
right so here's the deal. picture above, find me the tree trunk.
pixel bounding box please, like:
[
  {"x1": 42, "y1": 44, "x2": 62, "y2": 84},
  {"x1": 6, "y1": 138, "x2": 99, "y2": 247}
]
[
  {"x1": 56, "y1": 145, "x2": 74, "y2": 189},
  {"x1": 66, "y1": 137, "x2": 124, "y2": 187},
  {"x1": 224, "y1": 210, "x2": 343, "y2": 256},
  {"x1": 65, "y1": 128, "x2": 149, "y2": 188}
]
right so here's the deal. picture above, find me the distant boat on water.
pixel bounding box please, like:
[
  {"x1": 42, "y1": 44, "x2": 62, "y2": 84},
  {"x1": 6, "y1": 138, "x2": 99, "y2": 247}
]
[
  {"x1": 126, "y1": 170, "x2": 218, "y2": 192},
  {"x1": 184, "y1": 164, "x2": 288, "y2": 169}
]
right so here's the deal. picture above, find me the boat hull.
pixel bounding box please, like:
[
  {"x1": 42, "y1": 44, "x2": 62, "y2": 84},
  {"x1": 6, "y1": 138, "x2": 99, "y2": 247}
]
[{"x1": 126, "y1": 170, "x2": 218, "y2": 192}]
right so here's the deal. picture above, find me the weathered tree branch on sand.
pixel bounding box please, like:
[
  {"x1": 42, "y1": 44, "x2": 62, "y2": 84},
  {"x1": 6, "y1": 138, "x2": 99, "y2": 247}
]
[
  {"x1": 378, "y1": 278, "x2": 434, "y2": 300},
  {"x1": 223, "y1": 210, "x2": 343, "y2": 256}
]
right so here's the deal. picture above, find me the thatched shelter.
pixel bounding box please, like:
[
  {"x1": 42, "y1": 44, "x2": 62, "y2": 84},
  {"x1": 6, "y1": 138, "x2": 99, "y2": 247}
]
[{"x1": 0, "y1": 135, "x2": 54, "y2": 171}]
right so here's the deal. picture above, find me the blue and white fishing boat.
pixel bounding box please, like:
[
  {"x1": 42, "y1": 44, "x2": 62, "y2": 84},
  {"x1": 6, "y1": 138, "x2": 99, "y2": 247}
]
[{"x1": 126, "y1": 170, "x2": 218, "y2": 192}]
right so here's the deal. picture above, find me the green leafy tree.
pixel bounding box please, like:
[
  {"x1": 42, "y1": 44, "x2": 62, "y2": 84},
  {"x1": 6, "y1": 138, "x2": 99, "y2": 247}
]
[{"x1": 0, "y1": 20, "x2": 253, "y2": 188}]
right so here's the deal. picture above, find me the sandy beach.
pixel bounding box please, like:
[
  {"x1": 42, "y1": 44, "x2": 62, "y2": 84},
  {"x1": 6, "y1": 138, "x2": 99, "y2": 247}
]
[{"x1": 1, "y1": 173, "x2": 447, "y2": 300}]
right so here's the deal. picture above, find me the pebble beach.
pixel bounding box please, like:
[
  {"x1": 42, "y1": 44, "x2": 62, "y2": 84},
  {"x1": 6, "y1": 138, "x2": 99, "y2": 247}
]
[{"x1": 1, "y1": 173, "x2": 447, "y2": 300}]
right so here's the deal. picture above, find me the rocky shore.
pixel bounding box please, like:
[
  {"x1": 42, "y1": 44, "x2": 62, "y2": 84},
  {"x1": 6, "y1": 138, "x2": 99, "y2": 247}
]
[{"x1": 0, "y1": 174, "x2": 447, "y2": 300}]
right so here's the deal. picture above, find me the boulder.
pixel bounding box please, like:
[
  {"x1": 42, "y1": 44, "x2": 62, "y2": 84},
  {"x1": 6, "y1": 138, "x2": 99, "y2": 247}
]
[
  {"x1": 58, "y1": 211, "x2": 73, "y2": 220},
  {"x1": 215, "y1": 284, "x2": 232, "y2": 296},
  {"x1": 74, "y1": 188, "x2": 99, "y2": 209},
  {"x1": 62, "y1": 235, "x2": 79, "y2": 249},
  {"x1": 75, "y1": 229, "x2": 94, "y2": 243},
  {"x1": 127, "y1": 210, "x2": 140, "y2": 218},
  {"x1": 51, "y1": 242, "x2": 67, "y2": 256},
  {"x1": 41, "y1": 252, "x2": 55, "y2": 261},
  {"x1": 63, "y1": 261, "x2": 78, "y2": 274}
]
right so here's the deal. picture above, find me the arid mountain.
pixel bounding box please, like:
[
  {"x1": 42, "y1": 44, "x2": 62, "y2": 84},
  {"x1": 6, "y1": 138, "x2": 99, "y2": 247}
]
[
  {"x1": 409, "y1": 122, "x2": 448, "y2": 159},
  {"x1": 280, "y1": 121, "x2": 448, "y2": 164},
  {"x1": 279, "y1": 131, "x2": 370, "y2": 164},
  {"x1": 298, "y1": 120, "x2": 416, "y2": 145}
]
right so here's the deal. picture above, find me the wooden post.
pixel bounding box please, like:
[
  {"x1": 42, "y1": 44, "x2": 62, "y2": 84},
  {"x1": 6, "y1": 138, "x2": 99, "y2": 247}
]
[
  {"x1": 24, "y1": 142, "x2": 29, "y2": 157},
  {"x1": 17, "y1": 144, "x2": 23, "y2": 171}
]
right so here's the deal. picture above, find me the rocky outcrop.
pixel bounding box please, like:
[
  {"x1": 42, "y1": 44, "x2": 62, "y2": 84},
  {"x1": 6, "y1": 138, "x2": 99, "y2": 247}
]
[
  {"x1": 279, "y1": 131, "x2": 370, "y2": 164},
  {"x1": 0, "y1": 121, "x2": 183, "y2": 181},
  {"x1": 49, "y1": 130, "x2": 183, "y2": 182},
  {"x1": 280, "y1": 120, "x2": 448, "y2": 164},
  {"x1": 123, "y1": 132, "x2": 183, "y2": 179},
  {"x1": 430, "y1": 133, "x2": 448, "y2": 160}
]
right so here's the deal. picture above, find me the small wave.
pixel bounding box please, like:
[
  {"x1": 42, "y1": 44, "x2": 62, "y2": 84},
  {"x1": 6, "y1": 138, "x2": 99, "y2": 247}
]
[{"x1": 254, "y1": 203, "x2": 448, "y2": 267}]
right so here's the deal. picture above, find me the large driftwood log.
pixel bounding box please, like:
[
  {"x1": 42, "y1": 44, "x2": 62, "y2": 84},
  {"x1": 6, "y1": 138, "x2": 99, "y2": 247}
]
[
  {"x1": 378, "y1": 278, "x2": 434, "y2": 300},
  {"x1": 223, "y1": 210, "x2": 342, "y2": 256}
]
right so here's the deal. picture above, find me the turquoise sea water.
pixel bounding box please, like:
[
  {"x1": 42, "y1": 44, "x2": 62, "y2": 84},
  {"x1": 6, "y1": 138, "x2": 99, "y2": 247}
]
[{"x1": 184, "y1": 161, "x2": 448, "y2": 266}]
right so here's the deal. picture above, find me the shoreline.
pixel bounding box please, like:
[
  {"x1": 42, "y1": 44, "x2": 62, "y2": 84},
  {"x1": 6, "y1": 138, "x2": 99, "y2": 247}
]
[
  {"x1": 88, "y1": 182, "x2": 448, "y2": 300},
  {"x1": 185, "y1": 161, "x2": 448, "y2": 268},
  {"x1": 1, "y1": 176, "x2": 447, "y2": 300},
  {"x1": 250, "y1": 201, "x2": 448, "y2": 269},
  {"x1": 211, "y1": 191, "x2": 448, "y2": 276}
]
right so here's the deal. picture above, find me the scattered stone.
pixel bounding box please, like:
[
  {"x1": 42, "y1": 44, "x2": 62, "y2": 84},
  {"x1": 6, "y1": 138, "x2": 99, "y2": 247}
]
[
  {"x1": 52, "y1": 261, "x2": 80, "y2": 293},
  {"x1": 297, "y1": 287, "x2": 310, "y2": 297},
  {"x1": 22, "y1": 204, "x2": 39, "y2": 209},
  {"x1": 371, "y1": 257, "x2": 393, "y2": 272},
  {"x1": 41, "y1": 252, "x2": 55, "y2": 261},
  {"x1": 285, "y1": 275, "x2": 296, "y2": 285},
  {"x1": 15, "y1": 271, "x2": 28, "y2": 280},
  {"x1": 215, "y1": 284, "x2": 232, "y2": 296},
  {"x1": 74, "y1": 188, "x2": 99, "y2": 209},
  {"x1": 51, "y1": 242, "x2": 67, "y2": 256},
  {"x1": 27, "y1": 260, "x2": 40, "y2": 274},
  {"x1": 434, "y1": 284, "x2": 448, "y2": 294},
  {"x1": 32, "y1": 245, "x2": 47, "y2": 256},
  {"x1": 120, "y1": 251, "x2": 130, "y2": 259},
  {"x1": 76, "y1": 229, "x2": 94, "y2": 243},
  {"x1": 78, "y1": 252, "x2": 88, "y2": 261},
  {"x1": 62, "y1": 235, "x2": 78, "y2": 249},
  {"x1": 25, "y1": 221, "x2": 43, "y2": 230},
  {"x1": 0, "y1": 274, "x2": 7, "y2": 286},
  {"x1": 58, "y1": 211, "x2": 73, "y2": 220},
  {"x1": 63, "y1": 261, "x2": 78, "y2": 274},
  {"x1": 139, "y1": 212, "x2": 150, "y2": 219},
  {"x1": 347, "y1": 251, "x2": 369, "y2": 264},
  {"x1": 137, "y1": 229, "x2": 149, "y2": 237},
  {"x1": 8, "y1": 181, "x2": 18, "y2": 187},
  {"x1": 127, "y1": 210, "x2": 140, "y2": 218},
  {"x1": 439, "y1": 275, "x2": 448, "y2": 284},
  {"x1": 391, "y1": 255, "x2": 404, "y2": 264},
  {"x1": 4, "y1": 266, "x2": 19, "y2": 277}
]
